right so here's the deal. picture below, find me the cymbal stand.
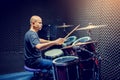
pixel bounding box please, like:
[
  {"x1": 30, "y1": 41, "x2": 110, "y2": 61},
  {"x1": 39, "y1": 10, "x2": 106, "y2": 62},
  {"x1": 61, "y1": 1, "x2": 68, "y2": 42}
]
[
  {"x1": 47, "y1": 24, "x2": 51, "y2": 40},
  {"x1": 87, "y1": 23, "x2": 93, "y2": 36}
]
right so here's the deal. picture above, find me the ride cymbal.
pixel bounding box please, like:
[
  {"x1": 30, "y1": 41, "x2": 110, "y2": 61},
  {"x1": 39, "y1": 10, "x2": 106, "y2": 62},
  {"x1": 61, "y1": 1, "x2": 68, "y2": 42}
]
[{"x1": 76, "y1": 25, "x2": 106, "y2": 30}]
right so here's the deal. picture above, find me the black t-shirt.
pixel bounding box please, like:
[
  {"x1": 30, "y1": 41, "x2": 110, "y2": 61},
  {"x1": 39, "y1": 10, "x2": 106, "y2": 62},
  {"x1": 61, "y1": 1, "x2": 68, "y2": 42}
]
[{"x1": 24, "y1": 30, "x2": 41, "y2": 61}]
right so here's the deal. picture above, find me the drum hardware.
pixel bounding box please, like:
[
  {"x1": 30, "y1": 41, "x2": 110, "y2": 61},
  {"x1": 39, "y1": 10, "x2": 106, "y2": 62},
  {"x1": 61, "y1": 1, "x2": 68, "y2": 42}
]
[
  {"x1": 73, "y1": 45, "x2": 96, "y2": 58},
  {"x1": 73, "y1": 45, "x2": 94, "y2": 54},
  {"x1": 47, "y1": 24, "x2": 51, "y2": 40}
]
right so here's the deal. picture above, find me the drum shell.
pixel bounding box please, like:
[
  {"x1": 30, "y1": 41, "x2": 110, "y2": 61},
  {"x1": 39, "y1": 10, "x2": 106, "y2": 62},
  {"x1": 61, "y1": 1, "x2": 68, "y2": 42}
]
[
  {"x1": 53, "y1": 56, "x2": 80, "y2": 80},
  {"x1": 78, "y1": 56, "x2": 98, "y2": 80},
  {"x1": 83, "y1": 43, "x2": 95, "y2": 52},
  {"x1": 62, "y1": 47, "x2": 76, "y2": 56}
]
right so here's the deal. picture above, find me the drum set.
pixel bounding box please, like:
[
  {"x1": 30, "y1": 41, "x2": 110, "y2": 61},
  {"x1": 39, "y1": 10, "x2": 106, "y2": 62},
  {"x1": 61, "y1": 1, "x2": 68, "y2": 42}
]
[{"x1": 44, "y1": 24, "x2": 103, "y2": 80}]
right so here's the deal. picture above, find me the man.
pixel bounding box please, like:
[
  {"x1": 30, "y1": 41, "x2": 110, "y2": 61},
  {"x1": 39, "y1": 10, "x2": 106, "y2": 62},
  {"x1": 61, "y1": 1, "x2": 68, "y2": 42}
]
[{"x1": 24, "y1": 15, "x2": 65, "y2": 70}]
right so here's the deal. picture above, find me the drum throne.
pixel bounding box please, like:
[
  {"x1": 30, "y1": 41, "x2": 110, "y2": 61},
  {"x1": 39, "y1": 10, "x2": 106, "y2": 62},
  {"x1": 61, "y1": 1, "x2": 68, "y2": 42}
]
[{"x1": 24, "y1": 65, "x2": 53, "y2": 80}]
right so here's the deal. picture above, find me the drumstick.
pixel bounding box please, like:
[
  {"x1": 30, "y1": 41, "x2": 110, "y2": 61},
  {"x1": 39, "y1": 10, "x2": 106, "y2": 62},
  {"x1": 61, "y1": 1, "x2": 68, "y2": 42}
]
[{"x1": 64, "y1": 24, "x2": 80, "y2": 39}]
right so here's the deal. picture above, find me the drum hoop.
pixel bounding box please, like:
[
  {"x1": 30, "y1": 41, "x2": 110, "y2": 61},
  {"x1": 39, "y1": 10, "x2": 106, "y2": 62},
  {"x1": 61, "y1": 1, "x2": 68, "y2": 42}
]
[
  {"x1": 63, "y1": 36, "x2": 77, "y2": 46},
  {"x1": 53, "y1": 56, "x2": 79, "y2": 66}
]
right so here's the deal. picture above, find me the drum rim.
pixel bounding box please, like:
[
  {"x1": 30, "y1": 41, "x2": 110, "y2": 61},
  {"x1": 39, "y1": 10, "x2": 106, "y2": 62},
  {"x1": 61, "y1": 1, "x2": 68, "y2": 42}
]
[
  {"x1": 63, "y1": 36, "x2": 77, "y2": 45},
  {"x1": 53, "y1": 56, "x2": 79, "y2": 66}
]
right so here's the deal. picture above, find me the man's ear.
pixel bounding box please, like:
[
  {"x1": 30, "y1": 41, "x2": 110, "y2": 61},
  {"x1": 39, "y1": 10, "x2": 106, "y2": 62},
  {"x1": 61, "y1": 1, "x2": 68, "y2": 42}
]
[{"x1": 32, "y1": 22, "x2": 35, "y2": 24}]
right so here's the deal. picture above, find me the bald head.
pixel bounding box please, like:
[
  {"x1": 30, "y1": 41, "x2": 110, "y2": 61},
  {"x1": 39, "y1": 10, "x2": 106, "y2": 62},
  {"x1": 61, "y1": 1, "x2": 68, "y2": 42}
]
[
  {"x1": 30, "y1": 15, "x2": 42, "y2": 24},
  {"x1": 29, "y1": 15, "x2": 43, "y2": 31}
]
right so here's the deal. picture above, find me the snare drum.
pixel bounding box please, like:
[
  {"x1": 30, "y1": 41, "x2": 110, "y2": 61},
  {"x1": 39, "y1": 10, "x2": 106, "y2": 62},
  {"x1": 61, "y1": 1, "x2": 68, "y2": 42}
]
[
  {"x1": 53, "y1": 56, "x2": 80, "y2": 80},
  {"x1": 44, "y1": 49, "x2": 64, "y2": 60}
]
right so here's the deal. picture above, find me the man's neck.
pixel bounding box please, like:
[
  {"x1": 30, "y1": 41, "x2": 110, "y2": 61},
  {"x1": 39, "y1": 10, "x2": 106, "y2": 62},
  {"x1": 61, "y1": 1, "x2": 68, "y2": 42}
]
[{"x1": 30, "y1": 26, "x2": 38, "y2": 32}]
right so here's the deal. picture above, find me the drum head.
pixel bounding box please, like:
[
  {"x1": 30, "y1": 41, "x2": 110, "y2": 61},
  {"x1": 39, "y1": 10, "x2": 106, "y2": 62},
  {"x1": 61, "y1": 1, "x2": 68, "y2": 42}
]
[
  {"x1": 63, "y1": 36, "x2": 77, "y2": 46},
  {"x1": 53, "y1": 56, "x2": 79, "y2": 66},
  {"x1": 45, "y1": 49, "x2": 64, "y2": 59},
  {"x1": 72, "y1": 36, "x2": 91, "y2": 45}
]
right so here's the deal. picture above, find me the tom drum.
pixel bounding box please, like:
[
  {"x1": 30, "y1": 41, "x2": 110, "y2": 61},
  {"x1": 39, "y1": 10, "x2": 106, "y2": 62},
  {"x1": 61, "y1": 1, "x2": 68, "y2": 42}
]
[{"x1": 53, "y1": 56, "x2": 80, "y2": 80}]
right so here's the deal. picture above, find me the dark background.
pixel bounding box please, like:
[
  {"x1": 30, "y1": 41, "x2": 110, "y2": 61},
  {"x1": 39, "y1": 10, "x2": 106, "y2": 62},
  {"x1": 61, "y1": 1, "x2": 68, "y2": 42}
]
[{"x1": 0, "y1": 0, "x2": 119, "y2": 80}]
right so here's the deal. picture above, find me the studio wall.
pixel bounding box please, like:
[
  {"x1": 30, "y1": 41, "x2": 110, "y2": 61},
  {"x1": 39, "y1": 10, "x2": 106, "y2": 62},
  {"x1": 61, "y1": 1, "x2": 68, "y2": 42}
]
[
  {"x1": 0, "y1": 1, "x2": 119, "y2": 80},
  {"x1": 70, "y1": 0, "x2": 120, "y2": 80}
]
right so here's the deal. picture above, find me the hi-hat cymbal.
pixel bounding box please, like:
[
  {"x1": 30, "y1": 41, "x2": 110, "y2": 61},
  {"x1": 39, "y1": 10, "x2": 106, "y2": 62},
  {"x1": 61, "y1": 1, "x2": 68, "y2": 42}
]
[
  {"x1": 57, "y1": 25, "x2": 73, "y2": 28},
  {"x1": 76, "y1": 25, "x2": 106, "y2": 31},
  {"x1": 57, "y1": 23, "x2": 73, "y2": 28}
]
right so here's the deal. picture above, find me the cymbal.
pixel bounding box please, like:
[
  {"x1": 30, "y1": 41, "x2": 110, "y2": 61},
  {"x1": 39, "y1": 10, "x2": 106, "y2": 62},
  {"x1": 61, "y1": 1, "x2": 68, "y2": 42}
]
[
  {"x1": 61, "y1": 41, "x2": 97, "y2": 49},
  {"x1": 57, "y1": 25, "x2": 73, "y2": 28},
  {"x1": 76, "y1": 25, "x2": 106, "y2": 31}
]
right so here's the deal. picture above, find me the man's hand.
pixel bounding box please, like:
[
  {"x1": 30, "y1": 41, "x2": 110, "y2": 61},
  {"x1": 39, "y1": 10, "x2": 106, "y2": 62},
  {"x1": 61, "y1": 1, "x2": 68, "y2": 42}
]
[{"x1": 54, "y1": 38, "x2": 66, "y2": 45}]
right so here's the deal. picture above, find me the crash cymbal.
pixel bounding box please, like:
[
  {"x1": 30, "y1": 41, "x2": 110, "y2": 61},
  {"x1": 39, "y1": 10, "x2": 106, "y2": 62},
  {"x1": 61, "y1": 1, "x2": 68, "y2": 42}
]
[
  {"x1": 76, "y1": 25, "x2": 106, "y2": 31},
  {"x1": 61, "y1": 41, "x2": 97, "y2": 49},
  {"x1": 57, "y1": 23, "x2": 73, "y2": 28}
]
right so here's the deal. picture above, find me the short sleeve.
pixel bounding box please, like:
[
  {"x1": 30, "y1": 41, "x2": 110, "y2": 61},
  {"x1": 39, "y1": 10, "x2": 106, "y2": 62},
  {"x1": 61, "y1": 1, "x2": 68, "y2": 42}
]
[{"x1": 29, "y1": 34, "x2": 40, "y2": 48}]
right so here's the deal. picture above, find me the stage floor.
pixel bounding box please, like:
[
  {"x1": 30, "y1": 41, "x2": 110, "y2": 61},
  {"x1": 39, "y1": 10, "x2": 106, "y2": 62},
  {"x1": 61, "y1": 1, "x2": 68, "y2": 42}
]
[{"x1": 0, "y1": 72, "x2": 33, "y2": 80}]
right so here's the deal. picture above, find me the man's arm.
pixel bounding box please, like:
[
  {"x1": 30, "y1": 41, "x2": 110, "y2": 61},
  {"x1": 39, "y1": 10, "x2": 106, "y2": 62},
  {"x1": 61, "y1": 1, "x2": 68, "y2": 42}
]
[
  {"x1": 36, "y1": 38, "x2": 65, "y2": 50},
  {"x1": 39, "y1": 38, "x2": 50, "y2": 43}
]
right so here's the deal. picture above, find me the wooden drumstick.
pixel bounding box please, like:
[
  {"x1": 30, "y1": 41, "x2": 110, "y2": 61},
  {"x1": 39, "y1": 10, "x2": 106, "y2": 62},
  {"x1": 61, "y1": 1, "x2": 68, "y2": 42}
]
[{"x1": 64, "y1": 24, "x2": 80, "y2": 39}]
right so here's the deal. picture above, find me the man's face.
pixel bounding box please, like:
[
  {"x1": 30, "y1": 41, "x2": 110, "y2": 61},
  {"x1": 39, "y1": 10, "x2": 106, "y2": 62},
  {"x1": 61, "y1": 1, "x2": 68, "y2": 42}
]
[{"x1": 33, "y1": 17, "x2": 43, "y2": 31}]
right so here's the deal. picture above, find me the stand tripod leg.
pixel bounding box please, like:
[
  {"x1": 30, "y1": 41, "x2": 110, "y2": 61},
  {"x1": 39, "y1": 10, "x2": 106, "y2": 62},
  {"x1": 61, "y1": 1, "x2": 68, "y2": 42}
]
[{"x1": 94, "y1": 55, "x2": 102, "y2": 80}]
